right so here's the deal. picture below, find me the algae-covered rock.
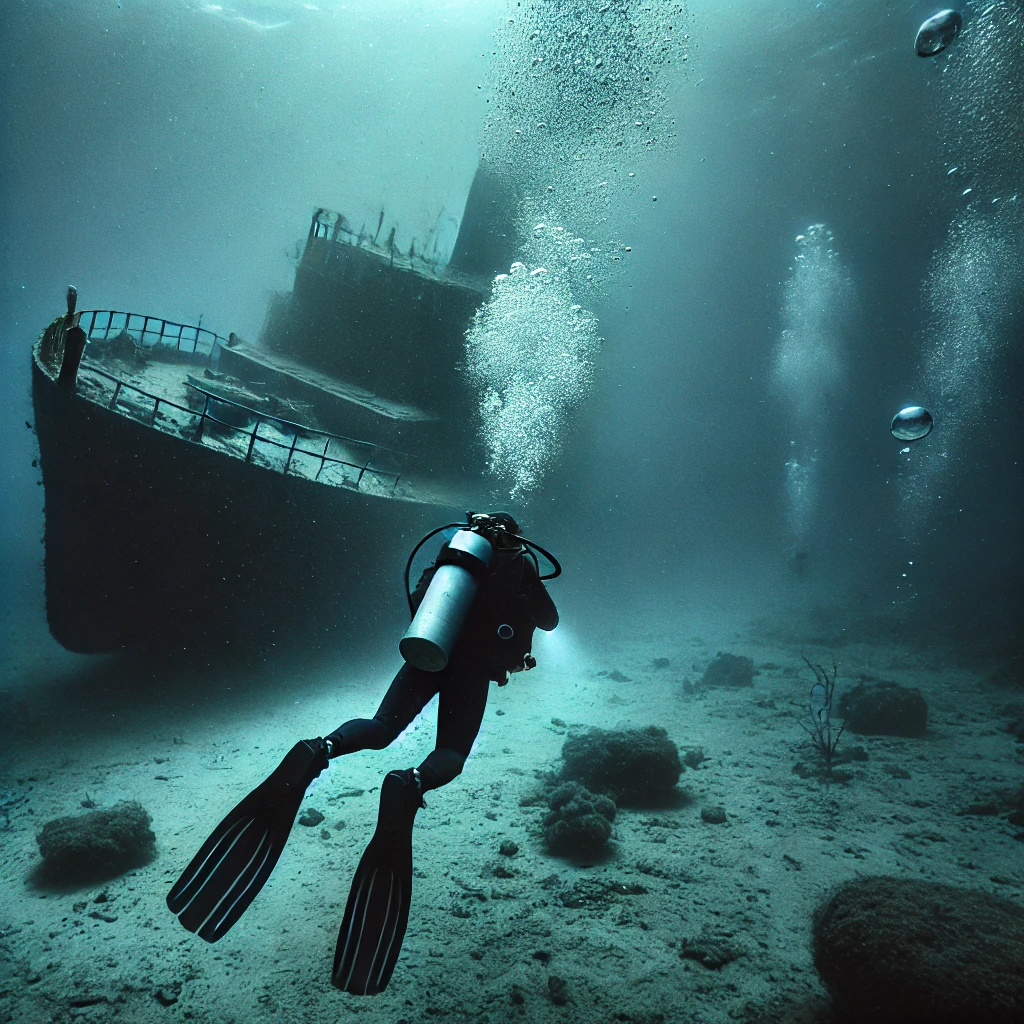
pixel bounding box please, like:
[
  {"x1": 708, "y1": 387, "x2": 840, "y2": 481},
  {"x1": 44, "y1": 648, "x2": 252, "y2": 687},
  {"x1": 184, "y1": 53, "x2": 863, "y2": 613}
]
[
  {"x1": 813, "y1": 875, "x2": 1024, "y2": 1024},
  {"x1": 560, "y1": 725, "x2": 682, "y2": 804},
  {"x1": 542, "y1": 781, "x2": 616, "y2": 856},
  {"x1": 680, "y1": 929, "x2": 745, "y2": 969},
  {"x1": 36, "y1": 800, "x2": 156, "y2": 881},
  {"x1": 700, "y1": 652, "x2": 754, "y2": 688},
  {"x1": 838, "y1": 681, "x2": 927, "y2": 737}
]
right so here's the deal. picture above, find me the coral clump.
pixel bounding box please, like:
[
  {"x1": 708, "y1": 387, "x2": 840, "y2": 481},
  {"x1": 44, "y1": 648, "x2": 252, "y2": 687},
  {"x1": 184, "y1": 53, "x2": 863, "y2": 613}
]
[
  {"x1": 813, "y1": 876, "x2": 1024, "y2": 1024},
  {"x1": 838, "y1": 681, "x2": 928, "y2": 737},
  {"x1": 560, "y1": 726, "x2": 682, "y2": 804},
  {"x1": 542, "y1": 782, "x2": 616, "y2": 856},
  {"x1": 699, "y1": 653, "x2": 754, "y2": 688},
  {"x1": 36, "y1": 800, "x2": 156, "y2": 881}
]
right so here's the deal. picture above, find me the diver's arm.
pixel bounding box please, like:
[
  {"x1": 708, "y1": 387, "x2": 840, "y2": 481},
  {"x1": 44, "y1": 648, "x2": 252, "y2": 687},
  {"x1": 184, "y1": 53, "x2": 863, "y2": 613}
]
[
  {"x1": 520, "y1": 556, "x2": 558, "y2": 630},
  {"x1": 530, "y1": 583, "x2": 558, "y2": 631}
]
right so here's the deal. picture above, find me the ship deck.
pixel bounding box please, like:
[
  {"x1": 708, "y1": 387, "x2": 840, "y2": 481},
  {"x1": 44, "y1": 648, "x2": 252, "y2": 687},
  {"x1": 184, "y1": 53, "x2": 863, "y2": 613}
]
[{"x1": 34, "y1": 311, "x2": 454, "y2": 503}]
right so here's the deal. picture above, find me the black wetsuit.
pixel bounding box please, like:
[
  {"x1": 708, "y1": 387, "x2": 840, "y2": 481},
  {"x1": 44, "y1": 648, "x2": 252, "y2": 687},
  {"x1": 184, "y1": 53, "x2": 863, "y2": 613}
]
[{"x1": 326, "y1": 544, "x2": 558, "y2": 792}]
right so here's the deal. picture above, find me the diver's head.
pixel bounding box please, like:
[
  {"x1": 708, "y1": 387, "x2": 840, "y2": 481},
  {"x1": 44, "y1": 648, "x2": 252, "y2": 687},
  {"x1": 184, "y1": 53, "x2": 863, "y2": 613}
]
[{"x1": 468, "y1": 511, "x2": 522, "y2": 548}]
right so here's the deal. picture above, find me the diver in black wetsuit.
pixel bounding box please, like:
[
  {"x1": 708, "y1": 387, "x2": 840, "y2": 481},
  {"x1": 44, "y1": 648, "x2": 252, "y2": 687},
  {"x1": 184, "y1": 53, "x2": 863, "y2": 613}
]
[
  {"x1": 324, "y1": 511, "x2": 558, "y2": 792},
  {"x1": 329, "y1": 512, "x2": 559, "y2": 993},
  {"x1": 166, "y1": 512, "x2": 559, "y2": 996}
]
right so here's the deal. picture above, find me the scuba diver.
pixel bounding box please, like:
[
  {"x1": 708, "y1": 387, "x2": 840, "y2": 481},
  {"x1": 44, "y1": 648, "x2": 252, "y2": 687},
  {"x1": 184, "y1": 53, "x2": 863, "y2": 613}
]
[{"x1": 166, "y1": 512, "x2": 559, "y2": 995}]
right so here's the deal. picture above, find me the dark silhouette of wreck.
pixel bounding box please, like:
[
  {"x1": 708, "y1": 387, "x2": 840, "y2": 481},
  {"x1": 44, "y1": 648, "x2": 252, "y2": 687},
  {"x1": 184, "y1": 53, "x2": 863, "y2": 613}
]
[{"x1": 31, "y1": 162, "x2": 520, "y2": 653}]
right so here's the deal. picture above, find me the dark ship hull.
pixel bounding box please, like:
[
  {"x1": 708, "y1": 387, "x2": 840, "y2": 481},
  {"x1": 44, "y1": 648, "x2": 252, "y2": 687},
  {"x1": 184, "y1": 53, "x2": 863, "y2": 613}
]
[
  {"x1": 33, "y1": 355, "x2": 434, "y2": 653},
  {"x1": 32, "y1": 166, "x2": 516, "y2": 653}
]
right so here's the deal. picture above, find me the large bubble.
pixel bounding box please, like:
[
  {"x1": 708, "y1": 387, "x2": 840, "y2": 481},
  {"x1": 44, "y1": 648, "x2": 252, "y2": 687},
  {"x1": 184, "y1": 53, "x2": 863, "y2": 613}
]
[
  {"x1": 891, "y1": 406, "x2": 934, "y2": 442},
  {"x1": 915, "y1": 10, "x2": 962, "y2": 58}
]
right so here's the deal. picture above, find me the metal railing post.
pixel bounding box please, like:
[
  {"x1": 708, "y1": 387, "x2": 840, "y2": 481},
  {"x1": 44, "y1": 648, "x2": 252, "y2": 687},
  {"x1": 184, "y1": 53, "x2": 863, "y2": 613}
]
[
  {"x1": 245, "y1": 421, "x2": 258, "y2": 462},
  {"x1": 195, "y1": 395, "x2": 210, "y2": 441},
  {"x1": 283, "y1": 429, "x2": 299, "y2": 473}
]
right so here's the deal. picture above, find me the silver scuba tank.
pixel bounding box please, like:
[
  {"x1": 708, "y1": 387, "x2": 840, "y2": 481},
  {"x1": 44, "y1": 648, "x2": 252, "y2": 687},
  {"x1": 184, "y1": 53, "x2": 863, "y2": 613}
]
[{"x1": 399, "y1": 528, "x2": 494, "y2": 671}]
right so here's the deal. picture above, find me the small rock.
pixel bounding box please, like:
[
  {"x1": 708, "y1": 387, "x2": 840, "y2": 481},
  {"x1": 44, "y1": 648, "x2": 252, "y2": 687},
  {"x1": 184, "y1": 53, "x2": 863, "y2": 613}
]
[
  {"x1": 492, "y1": 863, "x2": 515, "y2": 879},
  {"x1": 495, "y1": 709, "x2": 505, "y2": 716},
  {"x1": 499, "y1": 840, "x2": 519, "y2": 856},
  {"x1": 320, "y1": 829, "x2": 332, "y2": 840},
  {"x1": 154, "y1": 981, "x2": 182, "y2": 1007},
  {"x1": 297, "y1": 808, "x2": 325, "y2": 827},
  {"x1": 548, "y1": 975, "x2": 569, "y2": 1006},
  {"x1": 700, "y1": 652, "x2": 754, "y2": 688},
  {"x1": 883, "y1": 764, "x2": 911, "y2": 779},
  {"x1": 608, "y1": 670, "x2": 631, "y2": 683},
  {"x1": 683, "y1": 748, "x2": 706, "y2": 769},
  {"x1": 551, "y1": 717, "x2": 566, "y2": 728},
  {"x1": 680, "y1": 931, "x2": 744, "y2": 969},
  {"x1": 652, "y1": 658, "x2": 671, "y2": 670},
  {"x1": 963, "y1": 801, "x2": 1000, "y2": 816},
  {"x1": 701, "y1": 806, "x2": 727, "y2": 824},
  {"x1": 88, "y1": 911, "x2": 118, "y2": 923},
  {"x1": 533, "y1": 950, "x2": 551, "y2": 962},
  {"x1": 510, "y1": 983, "x2": 526, "y2": 1005}
]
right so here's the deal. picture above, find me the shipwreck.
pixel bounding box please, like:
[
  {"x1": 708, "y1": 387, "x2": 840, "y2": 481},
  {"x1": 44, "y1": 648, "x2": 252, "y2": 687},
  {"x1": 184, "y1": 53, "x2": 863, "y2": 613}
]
[{"x1": 31, "y1": 163, "x2": 520, "y2": 653}]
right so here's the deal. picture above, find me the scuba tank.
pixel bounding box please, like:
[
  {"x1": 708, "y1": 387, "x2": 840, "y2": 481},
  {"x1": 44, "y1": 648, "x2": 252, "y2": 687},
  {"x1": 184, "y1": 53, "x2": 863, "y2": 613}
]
[
  {"x1": 398, "y1": 513, "x2": 560, "y2": 673},
  {"x1": 399, "y1": 527, "x2": 494, "y2": 671}
]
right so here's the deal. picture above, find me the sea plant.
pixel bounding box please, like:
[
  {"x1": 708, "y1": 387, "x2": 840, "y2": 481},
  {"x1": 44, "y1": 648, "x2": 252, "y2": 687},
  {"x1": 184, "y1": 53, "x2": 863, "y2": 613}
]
[{"x1": 801, "y1": 657, "x2": 845, "y2": 771}]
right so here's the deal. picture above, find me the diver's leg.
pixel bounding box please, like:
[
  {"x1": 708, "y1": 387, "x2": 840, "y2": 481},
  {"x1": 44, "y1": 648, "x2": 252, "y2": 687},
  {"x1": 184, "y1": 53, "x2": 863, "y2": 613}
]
[
  {"x1": 325, "y1": 663, "x2": 439, "y2": 758},
  {"x1": 415, "y1": 665, "x2": 491, "y2": 791}
]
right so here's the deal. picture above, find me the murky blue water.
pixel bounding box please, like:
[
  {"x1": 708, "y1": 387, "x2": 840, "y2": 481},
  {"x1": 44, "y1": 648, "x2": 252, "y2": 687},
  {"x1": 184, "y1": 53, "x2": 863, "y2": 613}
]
[{"x1": 1, "y1": 3, "x2": 1022, "y2": 1023}]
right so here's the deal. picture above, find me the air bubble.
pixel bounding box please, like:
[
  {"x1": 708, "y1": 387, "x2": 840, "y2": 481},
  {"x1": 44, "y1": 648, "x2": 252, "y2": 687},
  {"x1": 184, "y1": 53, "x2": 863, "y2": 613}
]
[
  {"x1": 915, "y1": 10, "x2": 962, "y2": 58},
  {"x1": 891, "y1": 406, "x2": 934, "y2": 442}
]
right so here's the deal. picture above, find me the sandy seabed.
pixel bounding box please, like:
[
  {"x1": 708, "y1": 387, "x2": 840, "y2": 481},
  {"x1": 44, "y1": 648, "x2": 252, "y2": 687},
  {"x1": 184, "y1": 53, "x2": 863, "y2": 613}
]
[{"x1": 2, "y1": 615, "x2": 1022, "y2": 1024}]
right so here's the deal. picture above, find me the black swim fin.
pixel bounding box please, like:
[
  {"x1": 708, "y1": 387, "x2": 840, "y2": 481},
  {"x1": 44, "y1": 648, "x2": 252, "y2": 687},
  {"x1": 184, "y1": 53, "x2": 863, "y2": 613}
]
[
  {"x1": 332, "y1": 768, "x2": 422, "y2": 995},
  {"x1": 166, "y1": 738, "x2": 329, "y2": 942}
]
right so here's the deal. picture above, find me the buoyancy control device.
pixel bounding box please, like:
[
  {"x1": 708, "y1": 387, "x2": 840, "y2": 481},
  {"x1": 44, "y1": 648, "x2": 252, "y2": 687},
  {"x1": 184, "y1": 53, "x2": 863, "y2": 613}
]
[{"x1": 398, "y1": 512, "x2": 560, "y2": 673}]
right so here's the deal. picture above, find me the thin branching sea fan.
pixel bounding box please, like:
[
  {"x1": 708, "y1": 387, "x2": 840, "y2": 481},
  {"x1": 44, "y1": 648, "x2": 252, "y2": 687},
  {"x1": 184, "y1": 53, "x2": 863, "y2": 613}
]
[{"x1": 800, "y1": 657, "x2": 845, "y2": 771}]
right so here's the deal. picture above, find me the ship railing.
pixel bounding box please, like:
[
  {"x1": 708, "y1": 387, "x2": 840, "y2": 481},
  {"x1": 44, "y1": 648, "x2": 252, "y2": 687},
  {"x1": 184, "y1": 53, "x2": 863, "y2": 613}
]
[
  {"x1": 40, "y1": 309, "x2": 227, "y2": 368},
  {"x1": 304, "y1": 206, "x2": 452, "y2": 278},
  {"x1": 76, "y1": 363, "x2": 405, "y2": 495}
]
